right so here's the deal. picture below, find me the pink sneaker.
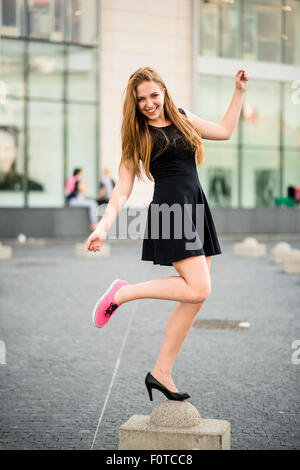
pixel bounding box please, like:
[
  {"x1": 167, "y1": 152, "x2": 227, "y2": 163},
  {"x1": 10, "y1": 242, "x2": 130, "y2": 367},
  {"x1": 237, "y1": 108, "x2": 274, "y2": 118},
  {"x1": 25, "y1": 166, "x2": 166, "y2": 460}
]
[{"x1": 92, "y1": 279, "x2": 128, "y2": 328}]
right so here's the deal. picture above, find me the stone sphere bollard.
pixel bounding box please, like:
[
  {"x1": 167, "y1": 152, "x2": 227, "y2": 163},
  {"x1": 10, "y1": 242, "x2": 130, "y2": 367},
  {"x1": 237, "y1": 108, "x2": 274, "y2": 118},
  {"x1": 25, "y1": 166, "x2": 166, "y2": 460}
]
[
  {"x1": 118, "y1": 401, "x2": 230, "y2": 450},
  {"x1": 282, "y1": 249, "x2": 300, "y2": 274},
  {"x1": 271, "y1": 242, "x2": 292, "y2": 264},
  {"x1": 243, "y1": 237, "x2": 258, "y2": 245},
  {"x1": 0, "y1": 242, "x2": 12, "y2": 260},
  {"x1": 233, "y1": 237, "x2": 266, "y2": 258},
  {"x1": 150, "y1": 400, "x2": 201, "y2": 429}
]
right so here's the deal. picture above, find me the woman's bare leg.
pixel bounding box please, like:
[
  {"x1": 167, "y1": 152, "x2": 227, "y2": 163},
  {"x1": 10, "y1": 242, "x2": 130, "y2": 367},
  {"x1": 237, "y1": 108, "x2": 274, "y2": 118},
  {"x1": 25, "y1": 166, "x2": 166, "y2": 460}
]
[
  {"x1": 150, "y1": 256, "x2": 211, "y2": 392},
  {"x1": 114, "y1": 255, "x2": 211, "y2": 305}
]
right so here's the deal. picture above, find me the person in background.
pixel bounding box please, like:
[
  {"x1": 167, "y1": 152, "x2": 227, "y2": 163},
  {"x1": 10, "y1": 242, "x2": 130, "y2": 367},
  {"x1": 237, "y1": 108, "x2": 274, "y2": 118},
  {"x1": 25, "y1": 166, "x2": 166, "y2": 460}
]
[
  {"x1": 65, "y1": 168, "x2": 98, "y2": 231},
  {"x1": 96, "y1": 181, "x2": 109, "y2": 206},
  {"x1": 101, "y1": 168, "x2": 115, "y2": 199}
]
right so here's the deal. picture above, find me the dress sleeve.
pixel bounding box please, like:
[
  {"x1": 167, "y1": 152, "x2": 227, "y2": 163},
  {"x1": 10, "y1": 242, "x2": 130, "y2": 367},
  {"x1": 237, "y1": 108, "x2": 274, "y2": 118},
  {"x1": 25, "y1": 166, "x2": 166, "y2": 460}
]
[{"x1": 178, "y1": 107, "x2": 187, "y2": 117}]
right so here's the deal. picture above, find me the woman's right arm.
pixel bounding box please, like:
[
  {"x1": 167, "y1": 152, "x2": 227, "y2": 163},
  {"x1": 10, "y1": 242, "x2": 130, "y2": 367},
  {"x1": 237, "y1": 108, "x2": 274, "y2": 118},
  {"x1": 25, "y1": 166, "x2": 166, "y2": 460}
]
[{"x1": 86, "y1": 159, "x2": 135, "y2": 251}]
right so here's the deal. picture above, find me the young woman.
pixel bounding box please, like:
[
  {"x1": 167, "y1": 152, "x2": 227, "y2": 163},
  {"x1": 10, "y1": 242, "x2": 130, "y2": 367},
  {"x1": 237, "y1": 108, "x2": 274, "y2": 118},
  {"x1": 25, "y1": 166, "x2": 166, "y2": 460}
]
[{"x1": 86, "y1": 67, "x2": 249, "y2": 401}]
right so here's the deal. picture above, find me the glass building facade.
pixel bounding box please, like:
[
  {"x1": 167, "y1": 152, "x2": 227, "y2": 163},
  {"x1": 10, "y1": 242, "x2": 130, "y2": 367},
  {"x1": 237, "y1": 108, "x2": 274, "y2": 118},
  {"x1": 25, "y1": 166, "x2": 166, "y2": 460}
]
[
  {"x1": 196, "y1": 0, "x2": 300, "y2": 208},
  {"x1": 0, "y1": 0, "x2": 99, "y2": 208}
]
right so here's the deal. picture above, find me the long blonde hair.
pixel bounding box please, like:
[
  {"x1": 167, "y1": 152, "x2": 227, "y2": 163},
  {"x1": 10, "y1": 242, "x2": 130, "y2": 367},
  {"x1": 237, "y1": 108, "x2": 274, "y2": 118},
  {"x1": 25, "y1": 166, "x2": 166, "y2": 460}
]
[{"x1": 119, "y1": 67, "x2": 205, "y2": 182}]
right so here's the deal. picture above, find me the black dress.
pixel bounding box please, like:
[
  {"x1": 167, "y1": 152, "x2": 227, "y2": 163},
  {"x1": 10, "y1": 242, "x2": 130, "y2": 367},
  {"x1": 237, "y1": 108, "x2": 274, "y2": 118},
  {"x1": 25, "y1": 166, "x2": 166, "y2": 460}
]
[{"x1": 141, "y1": 108, "x2": 222, "y2": 266}]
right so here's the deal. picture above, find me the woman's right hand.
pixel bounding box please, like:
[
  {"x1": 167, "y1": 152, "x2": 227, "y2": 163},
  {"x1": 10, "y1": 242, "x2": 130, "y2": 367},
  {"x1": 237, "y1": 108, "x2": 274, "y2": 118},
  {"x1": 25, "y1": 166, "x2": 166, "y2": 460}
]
[{"x1": 86, "y1": 225, "x2": 107, "y2": 252}]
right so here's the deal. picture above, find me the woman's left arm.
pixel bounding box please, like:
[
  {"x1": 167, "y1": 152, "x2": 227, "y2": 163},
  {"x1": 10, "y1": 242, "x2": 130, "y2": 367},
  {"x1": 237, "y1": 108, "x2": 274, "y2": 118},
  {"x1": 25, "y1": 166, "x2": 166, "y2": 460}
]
[{"x1": 185, "y1": 69, "x2": 249, "y2": 140}]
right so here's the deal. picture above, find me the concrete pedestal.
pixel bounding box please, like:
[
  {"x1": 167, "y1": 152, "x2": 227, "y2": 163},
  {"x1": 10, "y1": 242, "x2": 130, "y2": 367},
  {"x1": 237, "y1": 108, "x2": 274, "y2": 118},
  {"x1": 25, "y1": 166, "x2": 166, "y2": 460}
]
[{"x1": 118, "y1": 401, "x2": 230, "y2": 450}]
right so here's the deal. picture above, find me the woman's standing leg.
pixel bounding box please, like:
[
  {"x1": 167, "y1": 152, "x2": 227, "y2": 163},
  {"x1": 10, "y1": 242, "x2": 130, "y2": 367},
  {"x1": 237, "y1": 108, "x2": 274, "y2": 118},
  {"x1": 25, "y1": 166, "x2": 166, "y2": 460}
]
[{"x1": 150, "y1": 256, "x2": 211, "y2": 393}]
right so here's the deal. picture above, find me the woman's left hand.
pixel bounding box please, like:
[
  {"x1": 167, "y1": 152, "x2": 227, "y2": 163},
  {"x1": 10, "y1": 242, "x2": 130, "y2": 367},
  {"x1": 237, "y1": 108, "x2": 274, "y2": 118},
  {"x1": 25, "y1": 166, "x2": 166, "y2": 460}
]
[{"x1": 235, "y1": 69, "x2": 249, "y2": 92}]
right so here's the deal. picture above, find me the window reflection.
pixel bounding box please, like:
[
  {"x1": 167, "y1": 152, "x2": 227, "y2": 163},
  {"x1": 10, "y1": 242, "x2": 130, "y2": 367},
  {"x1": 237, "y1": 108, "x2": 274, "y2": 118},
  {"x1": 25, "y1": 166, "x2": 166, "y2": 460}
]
[
  {"x1": 199, "y1": 0, "x2": 219, "y2": 56},
  {"x1": 1, "y1": 0, "x2": 25, "y2": 37},
  {"x1": 199, "y1": 145, "x2": 239, "y2": 208},
  {"x1": 0, "y1": 100, "x2": 26, "y2": 208},
  {"x1": 221, "y1": 0, "x2": 239, "y2": 58},
  {"x1": 66, "y1": 0, "x2": 98, "y2": 44},
  {"x1": 68, "y1": 46, "x2": 97, "y2": 101},
  {"x1": 198, "y1": 75, "x2": 238, "y2": 145},
  {"x1": 243, "y1": 0, "x2": 281, "y2": 62},
  {"x1": 283, "y1": 151, "x2": 300, "y2": 195},
  {"x1": 0, "y1": 1, "x2": 99, "y2": 209},
  {"x1": 27, "y1": 0, "x2": 64, "y2": 41},
  {"x1": 197, "y1": 73, "x2": 300, "y2": 208},
  {"x1": 284, "y1": 0, "x2": 300, "y2": 65},
  {"x1": 0, "y1": 39, "x2": 24, "y2": 96},
  {"x1": 29, "y1": 42, "x2": 64, "y2": 99},
  {"x1": 242, "y1": 79, "x2": 280, "y2": 146},
  {"x1": 28, "y1": 101, "x2": 63, "y2": 207},
  {"x1": 242, "y1": 148, "x2": 280, "y2": 207},
  {"x1": 199, "y1": 0, "x2": 300, "y2": 65},
  {"x1": 283, "y1": 81, "x2": 300, "y2": 147},
  {"x1": 67, "y1": 103, "x2": 97, "y2": 197}
]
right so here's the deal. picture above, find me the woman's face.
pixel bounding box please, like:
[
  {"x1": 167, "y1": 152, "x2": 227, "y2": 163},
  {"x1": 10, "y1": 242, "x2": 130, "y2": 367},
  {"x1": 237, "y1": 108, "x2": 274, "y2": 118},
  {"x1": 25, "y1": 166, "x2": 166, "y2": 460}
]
[{"x1": 136, "y1": 81, "x2": 165, "y2": 121}]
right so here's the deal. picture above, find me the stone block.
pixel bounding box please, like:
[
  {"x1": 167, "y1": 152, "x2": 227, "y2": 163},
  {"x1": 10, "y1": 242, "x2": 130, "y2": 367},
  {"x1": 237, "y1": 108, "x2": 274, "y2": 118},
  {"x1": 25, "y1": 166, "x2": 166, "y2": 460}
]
[
  {"x1": 118, "y1": 401, "x2": 230, "y2": 450},
  {"x1": 282, "y1": 249, "x2": 300, "y2": 274},
  {"x1": 233, "y1": 237, "x2": 266, "y2": 258},
  {"x1": 74, "y1": 242, "x2": 110, "y2": 259}
]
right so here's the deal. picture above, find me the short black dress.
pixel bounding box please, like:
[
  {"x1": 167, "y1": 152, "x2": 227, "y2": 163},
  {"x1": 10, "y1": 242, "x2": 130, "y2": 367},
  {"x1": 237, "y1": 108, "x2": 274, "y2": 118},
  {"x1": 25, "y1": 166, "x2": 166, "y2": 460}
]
[{"x1": 141, "y1": 108, "x2": 222, "y2": 266}]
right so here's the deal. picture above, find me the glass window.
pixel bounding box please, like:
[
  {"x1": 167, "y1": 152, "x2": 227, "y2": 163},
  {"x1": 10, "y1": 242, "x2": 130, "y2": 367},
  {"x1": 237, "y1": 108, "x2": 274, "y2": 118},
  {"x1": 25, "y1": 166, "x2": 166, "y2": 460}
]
[
  {"x1": 284, "y1": 0, "x2": 300, "y2": 65},
  {"x1": 67, "y1": 46, "x2": 97, "y2": 102},
  {"x1": 67, "y1": 103, "x2": 97, "y2": 198},
  {"x1": 283, "y1": 150, "x2": 300, "y2": 196},
  {"x1": 242, "y1": 0, "x2": 281, "y2": 63},
  {"x1": 283, "y1": 81, "x2": 300, "y2": 147},
  {"x1": 28, "y1": 101, "x2": 64, "y2": 207},
  {"x1": 242, "y1": 79, "x2": 280, "y2": 147},
  {"x1": 29, "y1": 41, "x2": 64, "y2": 99},
  {"x1": 198, "y1": 75, "x2": 239, "y2": 145},
  {"x1": 27, "y1": 0, "x2": 64, "y2": 41},
  {"x1": 241, "y1": 148, "x2": 280, "y2": 208},
  {"x1": 1, "y1": 0, "x2": 25, "y2": 37},
  {"x1": 66, "y1": 0, "x2": 98, "y2": 45},
  {"x1": 199, "y1": 0, "x2": 219, "y2": 56},
  {"x1": 198, "y1": 145, "x2": 239, "y2": 208},
  {"x1": 221, "y1": 0, "x2": 240, "y2": 58},
  {"x1": 0, "y1": 99, "x2": 25, "y2": 207},
  {"x1": 0, "y1": 38, "x2": 25, "y2": 97}
]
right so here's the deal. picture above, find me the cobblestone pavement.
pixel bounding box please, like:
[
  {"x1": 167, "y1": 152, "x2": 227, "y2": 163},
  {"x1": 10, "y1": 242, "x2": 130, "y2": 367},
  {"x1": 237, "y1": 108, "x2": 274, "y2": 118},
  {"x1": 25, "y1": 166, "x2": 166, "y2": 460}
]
[{"x1": 0, "y1": 238, "x2": 299, "y2": 450}]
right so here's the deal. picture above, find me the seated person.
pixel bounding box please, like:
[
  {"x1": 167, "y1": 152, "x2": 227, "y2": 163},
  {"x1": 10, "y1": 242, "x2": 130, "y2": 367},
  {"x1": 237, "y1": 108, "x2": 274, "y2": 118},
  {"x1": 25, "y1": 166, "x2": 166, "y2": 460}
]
[
  {"x1": 96, "y1": 182, "x2": 109, "y2": 206},
  {"x1": 65, "y1": 168, "x2": 99, "y2": 231}
]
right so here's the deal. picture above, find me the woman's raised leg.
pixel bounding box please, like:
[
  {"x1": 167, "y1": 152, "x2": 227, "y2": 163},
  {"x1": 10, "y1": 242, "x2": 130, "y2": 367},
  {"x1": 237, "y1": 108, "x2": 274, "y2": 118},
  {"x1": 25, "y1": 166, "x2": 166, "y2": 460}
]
[{"x1": 114, "y1": 255, "x2": 211, "y2": 305}]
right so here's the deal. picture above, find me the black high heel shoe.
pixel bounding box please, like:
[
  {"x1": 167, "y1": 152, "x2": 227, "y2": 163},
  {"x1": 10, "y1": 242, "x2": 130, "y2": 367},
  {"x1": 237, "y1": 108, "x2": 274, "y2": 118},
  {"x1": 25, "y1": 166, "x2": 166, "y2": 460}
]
[{"x1": 145, "y1": 372, "x2": 191, "y2": 401}]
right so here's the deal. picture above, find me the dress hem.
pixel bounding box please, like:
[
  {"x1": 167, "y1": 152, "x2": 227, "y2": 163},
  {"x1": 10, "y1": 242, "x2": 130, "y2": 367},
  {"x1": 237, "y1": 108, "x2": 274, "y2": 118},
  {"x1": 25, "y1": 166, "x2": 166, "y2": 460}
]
[{"x1": 141, "y1": 249, "x2": 222, "y2": 266}]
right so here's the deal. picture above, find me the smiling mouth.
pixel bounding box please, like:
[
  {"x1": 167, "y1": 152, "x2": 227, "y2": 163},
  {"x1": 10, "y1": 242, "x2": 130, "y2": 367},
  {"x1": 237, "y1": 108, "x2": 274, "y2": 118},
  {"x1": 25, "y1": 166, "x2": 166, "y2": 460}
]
[{"x1": 146, "y1": 107, "x2": 157, "y2": 114}]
